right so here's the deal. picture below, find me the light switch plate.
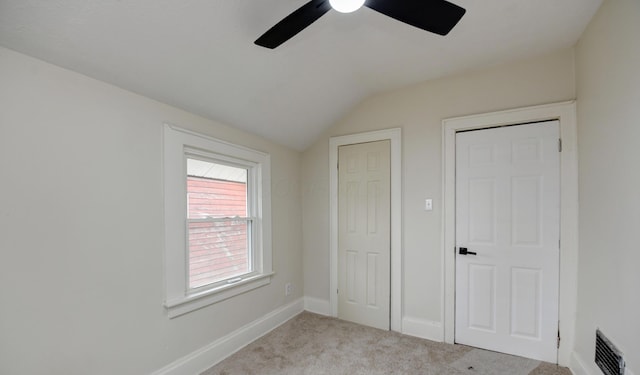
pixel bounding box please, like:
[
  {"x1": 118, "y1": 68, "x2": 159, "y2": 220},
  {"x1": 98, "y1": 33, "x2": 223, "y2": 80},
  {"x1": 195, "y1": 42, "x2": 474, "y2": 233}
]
[{"x1": 425, "y1": 199, "x2": 433, "y2": 211}]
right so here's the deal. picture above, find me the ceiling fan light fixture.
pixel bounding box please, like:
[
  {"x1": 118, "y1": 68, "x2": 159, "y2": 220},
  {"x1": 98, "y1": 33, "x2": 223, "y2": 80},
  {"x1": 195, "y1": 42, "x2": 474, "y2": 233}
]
[
  {"x1": 254, "y1": 0, "x2": 466, "y2": 49},
  {"x1": 329, "y1": 0, "x2": 365, "y2": 13}
]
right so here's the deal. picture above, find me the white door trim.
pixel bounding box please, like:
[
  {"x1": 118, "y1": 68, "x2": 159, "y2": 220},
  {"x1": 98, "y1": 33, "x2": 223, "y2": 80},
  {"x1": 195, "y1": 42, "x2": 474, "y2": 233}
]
[
  {"x1": 330, "y1": 128, "x2": 402, "y2": 332},
  {"x1": 442, "y1": 101, "x2": 578, "y2": 366}
]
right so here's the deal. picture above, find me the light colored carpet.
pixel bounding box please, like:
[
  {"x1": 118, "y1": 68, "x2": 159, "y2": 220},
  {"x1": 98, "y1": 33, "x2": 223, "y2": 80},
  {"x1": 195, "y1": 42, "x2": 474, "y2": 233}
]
[{"x1": 202, "y1": 312, "x2": 571, "y2": 375}]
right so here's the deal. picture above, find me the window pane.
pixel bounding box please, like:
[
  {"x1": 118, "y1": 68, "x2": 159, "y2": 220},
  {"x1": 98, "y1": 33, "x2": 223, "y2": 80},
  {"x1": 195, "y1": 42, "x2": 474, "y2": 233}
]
[
  {"x1": 188, "y1": 220, "x2": 251, "y2": 289},
  {"x1": 186, "y1": 158, "x2": 251, "y2": 289},
  {"x1": 187, "y1": 158, "x2": 247, "y2": 219}
]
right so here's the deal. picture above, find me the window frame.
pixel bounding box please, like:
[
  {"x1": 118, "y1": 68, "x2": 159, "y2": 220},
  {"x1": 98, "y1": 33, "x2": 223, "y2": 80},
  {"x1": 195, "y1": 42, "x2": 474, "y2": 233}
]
[
  {"x1": 163, "y1": 124, "x2": 273, "y2": 318},
  {"x1": 185, "y1": 151, "x2": 256, "y2": 291}
]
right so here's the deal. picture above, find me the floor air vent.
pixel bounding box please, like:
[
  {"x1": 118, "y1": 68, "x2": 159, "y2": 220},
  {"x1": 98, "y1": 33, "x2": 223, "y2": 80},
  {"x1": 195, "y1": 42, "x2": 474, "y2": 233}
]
[{"x1": 595, "y1": 329, "x2": 625, "y2": 375}]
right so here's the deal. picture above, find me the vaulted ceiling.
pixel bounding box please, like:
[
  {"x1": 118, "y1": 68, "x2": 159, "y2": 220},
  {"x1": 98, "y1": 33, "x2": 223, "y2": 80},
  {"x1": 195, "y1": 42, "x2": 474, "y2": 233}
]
[{"x1": 0, "y1": 0, "x2": 602, "y2": 150}]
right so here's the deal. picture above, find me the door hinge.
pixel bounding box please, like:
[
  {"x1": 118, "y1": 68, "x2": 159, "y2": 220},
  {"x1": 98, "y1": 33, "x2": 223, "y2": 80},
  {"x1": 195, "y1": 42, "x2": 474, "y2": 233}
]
[
  {"x1": 557, "y1": 328, "x2": 561, "y2": 348},
  {"x1": 336, "y1": 288, "x2": 339, "y2": 294},
  {"x1": 558, "y1": 138, "x2": 563, "y2": 152}
]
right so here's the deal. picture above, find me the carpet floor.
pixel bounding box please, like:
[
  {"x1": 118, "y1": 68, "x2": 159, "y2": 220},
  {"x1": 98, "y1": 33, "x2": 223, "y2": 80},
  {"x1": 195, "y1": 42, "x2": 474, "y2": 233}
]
[{"x1": 202, "y1": 312, "x2": 571, "y2": 375}]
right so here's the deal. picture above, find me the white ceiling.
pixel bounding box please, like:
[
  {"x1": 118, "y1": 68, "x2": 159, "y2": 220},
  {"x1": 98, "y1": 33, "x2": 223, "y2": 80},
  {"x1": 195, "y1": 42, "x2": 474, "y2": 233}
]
[{"x1": 0, "y1": 0, "x2": 602, "y2": 151}]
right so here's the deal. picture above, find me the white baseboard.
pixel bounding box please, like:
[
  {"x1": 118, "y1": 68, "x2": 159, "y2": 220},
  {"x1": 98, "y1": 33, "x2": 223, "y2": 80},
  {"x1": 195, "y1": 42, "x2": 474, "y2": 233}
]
[
  {"x1": 152, "y1": 298, "x2": 304, "y2": 375},
  {"x1": 304, "y1": 296, "x2": 331, "y2": 316},
  {"x1": 570, "y1": 351, "x2": 590, "y2": 375},
  {"x1": 402, "y1": 316, "x2": 443, "y2": 342}
]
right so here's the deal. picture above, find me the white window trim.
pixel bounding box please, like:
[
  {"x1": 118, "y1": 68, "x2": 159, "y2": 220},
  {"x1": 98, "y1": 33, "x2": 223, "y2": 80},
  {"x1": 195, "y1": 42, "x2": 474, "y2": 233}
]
[{"x1": 163, "y1": 124, "x2": 273, "y2": 318}]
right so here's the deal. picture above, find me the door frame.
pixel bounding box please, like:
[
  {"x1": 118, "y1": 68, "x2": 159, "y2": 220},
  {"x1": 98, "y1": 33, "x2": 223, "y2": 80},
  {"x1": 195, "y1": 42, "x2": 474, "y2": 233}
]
[
  {"x1": 330, "y1": 128, "x2": 402, "y2": 332},
  {"x1": 442, "y1": 101, "x2": 578, "y2": 366}
]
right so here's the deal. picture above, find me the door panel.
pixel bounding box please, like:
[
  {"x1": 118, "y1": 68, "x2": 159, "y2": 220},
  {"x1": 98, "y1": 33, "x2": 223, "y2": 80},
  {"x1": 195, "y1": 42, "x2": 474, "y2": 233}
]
[
  {"x1": 455, "y1": 121, "x2": 560, "y2": 362},
  {"x1": 338, "y1": 140, "x2": 390, "y2": 330},
  {"x1": 510, "y1": 267, "x2": 541, "y2": 339},
  {"x1": 468, "y1": 264, "x2": 496, "y2": 332},
  {"x1": 468, "y1": 178, "x2": 496, "y2": 244}
]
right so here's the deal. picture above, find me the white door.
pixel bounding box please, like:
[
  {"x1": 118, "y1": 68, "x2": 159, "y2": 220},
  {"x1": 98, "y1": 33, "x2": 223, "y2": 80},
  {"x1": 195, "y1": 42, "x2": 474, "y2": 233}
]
[
  {"x1": 338, "y1": 140, "x2": 391, "y2": 330},
  {"x1": 455, "y1": 121, "x2": 560, "y2": 362}
]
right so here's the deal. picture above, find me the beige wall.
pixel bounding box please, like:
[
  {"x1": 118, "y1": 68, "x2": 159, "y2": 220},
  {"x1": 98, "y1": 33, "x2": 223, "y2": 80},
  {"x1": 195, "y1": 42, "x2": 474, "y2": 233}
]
[
  {"x1": 0, "y1": 46, "x2": 302, "y2": 374},
  {"x1": 302, "y1": 49, "x2": 576, "y2": 323},
  {"x1": 574, "y1": 0, "x2": 640, "y2": 372},
  {"x1": 6, "y1": 3, "x2": 639, "y2": 370}
]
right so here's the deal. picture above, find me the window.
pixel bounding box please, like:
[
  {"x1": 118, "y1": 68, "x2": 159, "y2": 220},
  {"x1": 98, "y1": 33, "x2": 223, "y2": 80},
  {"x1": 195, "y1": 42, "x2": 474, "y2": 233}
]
[
  {"x1": 163, "y1": 124, "x2": 272, "y2": 318},
  {"x1": 186, "y1": 157, "x2": 251, "y2": 289}
]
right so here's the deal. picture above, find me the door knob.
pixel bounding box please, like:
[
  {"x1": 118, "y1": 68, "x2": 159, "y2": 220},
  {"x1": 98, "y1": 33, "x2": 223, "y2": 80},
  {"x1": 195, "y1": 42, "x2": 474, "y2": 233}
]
[{"x1": 459, "y1": 247, "x2": 477, "y2": 255}]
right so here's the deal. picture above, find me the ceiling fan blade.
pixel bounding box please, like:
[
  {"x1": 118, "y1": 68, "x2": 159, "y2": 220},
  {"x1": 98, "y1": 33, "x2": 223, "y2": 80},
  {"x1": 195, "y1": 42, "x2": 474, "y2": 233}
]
[
  {"x1": 255, "y1": 0, "x2": 332, "y2": 49},
  {"x1": 365, "y1": 0, "x2": 465, "y2": 36}
]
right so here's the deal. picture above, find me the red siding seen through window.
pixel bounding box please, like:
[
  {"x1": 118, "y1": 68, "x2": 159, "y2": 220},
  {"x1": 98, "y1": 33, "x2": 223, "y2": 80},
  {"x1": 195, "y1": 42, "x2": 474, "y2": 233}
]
[{"x1": 187, "y1": 176, "x2": 249, "y2": 289}]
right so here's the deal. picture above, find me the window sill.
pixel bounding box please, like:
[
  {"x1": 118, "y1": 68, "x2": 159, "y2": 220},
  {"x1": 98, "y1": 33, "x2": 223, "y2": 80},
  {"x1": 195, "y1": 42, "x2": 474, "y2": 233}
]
[{"x1": 164, "y1": 272, "x2": 274, "y2": 318}]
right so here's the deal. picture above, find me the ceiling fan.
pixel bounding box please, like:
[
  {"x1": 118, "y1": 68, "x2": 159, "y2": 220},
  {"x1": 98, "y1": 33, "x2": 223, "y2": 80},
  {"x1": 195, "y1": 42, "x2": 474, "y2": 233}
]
[{"x1": 255, "y1": 0, "x2": 466, "y2": 49}]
